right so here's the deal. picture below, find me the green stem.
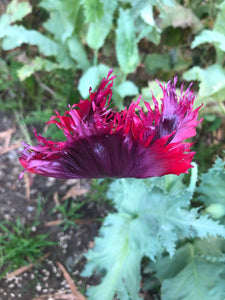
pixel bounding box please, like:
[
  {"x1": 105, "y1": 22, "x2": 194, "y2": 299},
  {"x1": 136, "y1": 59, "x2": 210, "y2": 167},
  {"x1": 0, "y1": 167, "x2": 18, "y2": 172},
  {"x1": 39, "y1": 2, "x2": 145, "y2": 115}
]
[
  {"x1": 188, "y1": 162, "x2": 198, "y2": 194},
  {"x1": 93, "y1": 49, "x2": 98, "y2": 66},
  {"x1": 218, "y1": 102, "x2": 225, "y2": 115}
]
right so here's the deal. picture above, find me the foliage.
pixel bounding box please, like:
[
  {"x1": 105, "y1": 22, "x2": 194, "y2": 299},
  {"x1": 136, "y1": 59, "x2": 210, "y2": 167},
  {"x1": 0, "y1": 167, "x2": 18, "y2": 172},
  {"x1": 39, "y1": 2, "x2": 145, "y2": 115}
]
[
  {"x1": 0, "y1": 0, "x2": 182, "y2": 100},
  {"x1": 51, "y1": 199, "x2": 86, "y2": 231},
  {"x1": 154, "y1": 238, "x2": 225, "y2": 300},
  {"x1": 197, "y1": 157, "x2": 225, "y2": 219},
  {"x1": 82, "y1": 161, "x2": 225, "y2": 300},
  {"x1": 1, "y1": 0, "x2": 225, "y2": 298},
  {"x1": 87, "y1": 179, "x2": 113, "y2": 204},
  {"x1": 183, "y1": 1, "x2": 225, "y2": 113},
  {"x1": 0, "y1": 218, "x2": 55, "y2": 278}
]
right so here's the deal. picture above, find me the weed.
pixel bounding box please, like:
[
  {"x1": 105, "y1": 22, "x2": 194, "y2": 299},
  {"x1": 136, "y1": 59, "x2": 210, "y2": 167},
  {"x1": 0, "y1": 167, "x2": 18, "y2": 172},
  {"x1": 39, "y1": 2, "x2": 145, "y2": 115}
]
[
  {"x1": 87, "y1": 179, "x2": 113, "y2": 205},
  {"x1": 0, "y1": 218, "x2": 55, "y2": 279},
  {"x1": 51, "y1": 199, "x2": 86, "y2": 231}
]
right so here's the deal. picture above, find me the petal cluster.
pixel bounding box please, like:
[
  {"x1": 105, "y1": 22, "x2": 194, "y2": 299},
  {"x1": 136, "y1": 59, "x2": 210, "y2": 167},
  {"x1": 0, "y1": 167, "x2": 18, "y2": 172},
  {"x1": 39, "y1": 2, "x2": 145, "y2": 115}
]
[{"x1": 19, "y1": 69, "x2": 202, "y2": 179}]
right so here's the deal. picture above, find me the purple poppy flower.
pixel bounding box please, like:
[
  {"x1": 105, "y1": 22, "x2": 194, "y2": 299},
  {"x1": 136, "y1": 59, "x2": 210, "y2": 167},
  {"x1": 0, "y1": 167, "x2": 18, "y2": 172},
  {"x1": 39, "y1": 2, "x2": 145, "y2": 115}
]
[{"x1": 19, "y1": 69, "x2": 202, "y2": 179}]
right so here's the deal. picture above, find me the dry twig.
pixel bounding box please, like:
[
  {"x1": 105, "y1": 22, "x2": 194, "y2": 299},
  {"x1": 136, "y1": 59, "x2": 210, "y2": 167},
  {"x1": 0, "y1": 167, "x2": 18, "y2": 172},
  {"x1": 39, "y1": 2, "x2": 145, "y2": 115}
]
[{"x1": 56, "y1": 261, "x2": 86, "y2": 300}]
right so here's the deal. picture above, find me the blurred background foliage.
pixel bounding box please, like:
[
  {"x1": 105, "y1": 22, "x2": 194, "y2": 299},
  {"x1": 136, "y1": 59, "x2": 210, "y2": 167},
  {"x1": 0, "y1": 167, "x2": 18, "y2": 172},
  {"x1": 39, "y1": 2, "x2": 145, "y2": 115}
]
[
  {"x1": 0, "y1": 0, "x2": 224, "y2": 168},
  {"x1": 1, "y1": 1, "x2": 225, "y2": 298}
]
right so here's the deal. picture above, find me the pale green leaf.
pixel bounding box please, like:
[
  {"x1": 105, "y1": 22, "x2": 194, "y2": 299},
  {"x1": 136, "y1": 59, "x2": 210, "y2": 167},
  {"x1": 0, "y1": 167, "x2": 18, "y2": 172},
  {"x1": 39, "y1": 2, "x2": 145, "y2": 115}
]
[
  {"x1": 214, "y1": 1, "x2": 225, "y2": 63},
  {"x1": 56, "y1": 44, "x2": 76, "y2": 69},
  {"x1": 116, "y1": 81, "x2": 139, "y2": 98},
  {"x1": 0, "y1": 0, "x2": 32, "y2": 39},
  {"x1": 84, "y1": 174, "x2": 225, "y2": 299},
  {"x1": 158, "y1": 2, "x2": 203, "y2": 33},
  {"x1": 197, "y1": 157, "x2": 225, "y2": 207},
  {"x1": 191, "y1": 3, "x2": 225, "y2": 63},
  {"x1": 130, "y1": 1, "x2": 161, "y2": 44},
  {"x1": 108, "y1": 177, "x2": 225, "y2": 258},
  {"x1": 214, "y1": 2, "x2": 225, "y2": 34},
  {"x1": 82, "y1": 214, "x2": 142, "y2": 300},
  {"x1": 17, "y1": 57, "x2": 59, "y2": 80},
  {"x1": 6, "y1": 0, "x2": 32, "y2": 23},
  {"x1": 192, "y1": 30, "x2": 225, "y2": 51},
  {"x1": 116, "y1": 9, "x2": 140, "y2": 74},
  {"x1": 1, "y1": 25, "x2": 58, "y2": 56},
  {"x1": 82, "y1": 0, "x2": 104, "y2": 22},
  {"x1": 87, "y1": 0, "x2": 117, "y2": 50},
  {"x1": 183, "y1": 64, "x2": 225, "y2": 102},
  {"x1": 155, "y1": 239, "x2": 225, "y2": 300},
  {"x1": 67, "y1": 36, "x2": 90, "y2": 70},
  {"x1": 140, "y1": 2, "x2": 155, "y2": 27},
  {"x1": 78, "y1": 64, "x2": 110, "y2": 98},
  {"x1": 157, "y1": 0, "x2": 176, "y2": 5},
  {"x1": 41, "y1": 0, "x2": 83, "y2": 42}
]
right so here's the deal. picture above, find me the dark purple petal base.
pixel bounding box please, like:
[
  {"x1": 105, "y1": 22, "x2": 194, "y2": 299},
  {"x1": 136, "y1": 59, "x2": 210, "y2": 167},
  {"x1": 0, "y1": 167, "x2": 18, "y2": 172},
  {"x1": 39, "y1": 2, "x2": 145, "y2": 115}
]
[{"x1": 19, "y1": 69, "x2": 202, "y2": 179}]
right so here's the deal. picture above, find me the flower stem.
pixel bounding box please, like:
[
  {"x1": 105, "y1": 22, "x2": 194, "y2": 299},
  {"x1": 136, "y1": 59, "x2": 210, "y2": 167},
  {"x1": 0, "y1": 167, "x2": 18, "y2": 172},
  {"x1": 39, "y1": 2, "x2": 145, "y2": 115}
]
[
  {"x1": 93, "y1": 49, "x2": 98, "y2": 66},
  {"x1": 188, "y1": 162, "x2": 198, "y2": 194}
]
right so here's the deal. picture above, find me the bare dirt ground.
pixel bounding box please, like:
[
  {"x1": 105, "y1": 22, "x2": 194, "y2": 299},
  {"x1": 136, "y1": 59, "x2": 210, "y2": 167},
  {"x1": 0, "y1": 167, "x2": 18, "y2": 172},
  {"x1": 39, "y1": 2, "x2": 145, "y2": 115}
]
[{"x1": 0, "y1": 111, "x2": 110, "y2": 300}]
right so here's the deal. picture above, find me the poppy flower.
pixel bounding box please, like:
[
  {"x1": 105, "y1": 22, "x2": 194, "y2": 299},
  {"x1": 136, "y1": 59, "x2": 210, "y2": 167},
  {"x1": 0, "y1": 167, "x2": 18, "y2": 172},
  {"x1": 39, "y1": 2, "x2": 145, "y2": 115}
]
[{"x1": 19, "y1": 69, "x2": 202, "y2": 179}]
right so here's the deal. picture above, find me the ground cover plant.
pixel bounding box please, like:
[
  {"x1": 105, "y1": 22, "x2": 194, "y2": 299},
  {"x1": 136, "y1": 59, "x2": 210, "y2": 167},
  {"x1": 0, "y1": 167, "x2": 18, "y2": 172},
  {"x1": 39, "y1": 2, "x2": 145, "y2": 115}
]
[{"x1": 0, "y1": 0, "x2": 225, "y2": 299}]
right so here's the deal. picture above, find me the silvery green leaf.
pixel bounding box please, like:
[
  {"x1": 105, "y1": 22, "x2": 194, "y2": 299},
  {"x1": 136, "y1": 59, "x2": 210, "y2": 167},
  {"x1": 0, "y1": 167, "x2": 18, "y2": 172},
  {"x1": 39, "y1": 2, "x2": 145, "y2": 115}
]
[
  {"x1": 116, "y1": 9, "x2": 139, "y2": 74},
  {"x1": 116, "y1": 81, "x2": 139, "y2": 98},
  {"x1": 78, "y1": 64, "x2": 110, "y2": 98},
  {"x1": 155, "y1": 239, "x2": 225, "y2": 300},
  {"x1": 67, "y1": 36, "x2": 90, "y2": 70},
  {"x1": 87, "y1": 0, "x2": 117, "y2": 50},
  {"x1": 17, "y1": 57, "x2": 59, "y2": 80}
]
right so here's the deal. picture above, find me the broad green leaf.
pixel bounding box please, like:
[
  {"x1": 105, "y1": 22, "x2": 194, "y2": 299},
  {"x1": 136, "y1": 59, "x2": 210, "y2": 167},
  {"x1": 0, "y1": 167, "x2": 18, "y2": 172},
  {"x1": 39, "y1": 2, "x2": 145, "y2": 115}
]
[
  {"x1": 197, "y1": 157, "x2": 225, "y2": 208},
  {"x1": 158, "y1": 2, "x2": 203, "y2": 33},
  {"x1": 116, "y1": 81, "x2": 139, "y2": 98},
  {"x1": 130, "y1": 0, "x2": 161, "y2": 44},
  {"x1": 116, "y1": 9, "x2": 139, "y2": 74},
  {"x1": 56, "y1": 44, "x2": 76, "y2": 69},
  {"x1": 107, "y1": 176, "x2": 225, "y2": 259},
  {"x1": 214, "y1": 1, "x2": 225, "y2": 63},
  {"x1": 41, "y1": 0, "x2": 83, "y2": 42},
  {"x1": 82, "y1": 214, "x2": 142, "y2": 300},
  {"x1": 139, "y1": 2, "x2": 155, "y2": 27},
  {"x1": 192, "y1": 30, "x2": 225, "y2": 52},
  {"x1": 145, "y1": 53, "x2": 171, "y2": 74},
  {"x1": 6, "y1": 0, "x2": 32, "y2": 23},
  {"x1": 78, "y1": 64, "x2": 110, "y2": 98},
  {"x1": 82, "y1": 0, "x2": 104, "y2": 22},
  {"x1": 215, "y1": 1, "x2": 225, "y2": 34},
  {"x1": 1, "y1": 25, "x2": 58, "y2": 56},
  {"x1": 0, "y1": 0, "x2": 32, "y2": 39},
  {"x1": 191, "y1": 3, "x2": 225, "y2": 63},
  {"x1": 183, "y1": 64, "x2": 225, "y2": 103},
  {"x1": 84, "y1": 174, "x2": 225, "y2": 299},
  {"x1": 17, "y1": 57, "x2": 59, "y2": 80},
  {"x1": 155, "y1": 239, "x2": 225, "y2": 300},
  {"x1": 87, "y1": 0, "x2": 117, "y2": 50},
  {"x1": 67, "y1": 36, "x2": 90, "y2": 70}
]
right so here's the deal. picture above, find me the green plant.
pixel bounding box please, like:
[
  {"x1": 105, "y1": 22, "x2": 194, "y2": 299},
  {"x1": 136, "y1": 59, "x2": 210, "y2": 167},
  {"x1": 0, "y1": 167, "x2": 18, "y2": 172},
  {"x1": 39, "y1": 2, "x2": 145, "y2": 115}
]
[
  {"x1": 183, "y1": 1, "x2": 225, "y2": 114},
  {"x1": 0, "y1": 0, "x2": 200, "y2": 103},
  {"x1": 82, "y1": 159, "x2": 225, "y2": 299},
  {"x1": 87, "y1": 179, "x2": 113, "y2": 205},
  {"x1": 0, "y1": 218, "x2": 55, "y2": 279},
  {"x1": 51, "y1": 199, "x2": 86, "y2": 231}
]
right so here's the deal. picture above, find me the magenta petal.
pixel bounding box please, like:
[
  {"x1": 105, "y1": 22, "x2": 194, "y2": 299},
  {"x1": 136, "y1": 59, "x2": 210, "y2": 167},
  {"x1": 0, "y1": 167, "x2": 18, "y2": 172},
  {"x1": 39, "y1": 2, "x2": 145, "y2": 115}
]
[{"x1": 19, "y1": 70, "x2": 202, "y2": 179}]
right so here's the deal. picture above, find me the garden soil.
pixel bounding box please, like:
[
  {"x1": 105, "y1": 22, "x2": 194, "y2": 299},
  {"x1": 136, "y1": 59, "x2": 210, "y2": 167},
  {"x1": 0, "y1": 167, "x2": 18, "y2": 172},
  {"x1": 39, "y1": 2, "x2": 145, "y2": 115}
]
[{"x1": 0, "y1": 112, "x2": 107, "y2": 300}]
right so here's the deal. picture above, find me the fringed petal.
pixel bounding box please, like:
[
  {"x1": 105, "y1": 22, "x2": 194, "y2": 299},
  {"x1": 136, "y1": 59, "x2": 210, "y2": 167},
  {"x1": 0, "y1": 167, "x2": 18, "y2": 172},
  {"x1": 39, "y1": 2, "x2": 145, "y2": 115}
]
[{"x1": 19, "y1": 70, "x2": 202, "y2": 179}]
